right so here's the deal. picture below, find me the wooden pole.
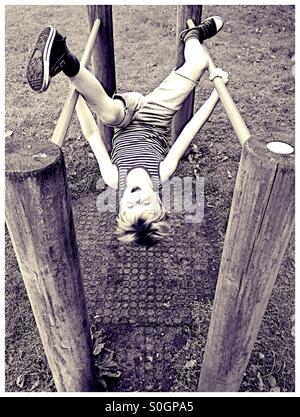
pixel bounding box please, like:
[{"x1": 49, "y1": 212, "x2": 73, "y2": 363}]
[
  {"x1": 171, "y1": 5, "x2": 202, "y2": 148},
  {"x1": 87, "y1": 5, "x2": 116, "y2": 154},
  {"x1": 198, "y1": 135, "x2": 295, "y2": 392},
  {"x1": 51, "y1": 19, "x2": 101, "y2": 148},
  {"x1": 5, "y1": 139, "x2": 97, "y2": 392},
  {"x1": 187, "y1": 19, "x2": 251, "y2": 146}
]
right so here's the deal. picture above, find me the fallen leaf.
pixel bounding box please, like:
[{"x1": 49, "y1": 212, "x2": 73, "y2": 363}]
[
  {"x1": 268, "y1": 375, "x2": 277, "y2": 388},
  {"x1": 270, "y1": 386, "x2": 281, "y2": 392},
  {"x1": 291, "y1": 325, "x2": 295, "y2": 337},
  {"x1": 16, "y1": 373, "x2": 26, "y2": 388},
  {"x1": 218, "y1": 230, "x2": 225, "y2": 239},
  {"x1": 100, "y1": 348, "x2": 114, "y2": 366},
  {"x1": 99, "y1": 377, "x2": 107, "y2": 390},
  {"x1": 93, "y1": 342, "x2": 105, "y2": 356},
  {"x1": 5, "y1": 130, "x2": 13, "y2": 139},
  {"x1": 99, "y1": 359, "x2": 121, "y2": 379},
  {"x1": 184, "y1": 359, "x2": 197, "y2": 369},
  {"x1": 258, "y1": 382, "x2": 264, "y2": 392},
  {"x1": 101, "y1": 370, "x2": 121, "y2": 379},
  {"x1": 92, "y1": 329, "x2": 103, "y2": 340},
  {"x1": 257, "y1": 372, "x2": 264, "y2": 392},
  {"x1": 104, "y1": 360, "x2": 119, "y2": 370},
  {"x1": 193, "y1": 169, "x2": 200, "y2": 179},
  {"x1": 29, "y1": 379, "x2": 40, "y2": 392}
]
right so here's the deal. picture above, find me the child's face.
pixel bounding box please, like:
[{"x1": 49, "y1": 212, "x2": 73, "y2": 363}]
[{"x1": 120, "y1": 186, "x2": 161, "y2": 217}]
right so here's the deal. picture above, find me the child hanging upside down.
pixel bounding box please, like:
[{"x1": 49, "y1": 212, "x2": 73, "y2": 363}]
[{"x1": 26, "y1": 16, "x2": 228, "y2": 246}]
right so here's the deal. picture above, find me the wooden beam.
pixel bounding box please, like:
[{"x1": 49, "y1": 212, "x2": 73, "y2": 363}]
[
  {"x1": 5, "y1": 139, "x2": 97, "y2": 392},
  {"x1": 198, "y1": 135, "x2": 294, "y2": 391}
]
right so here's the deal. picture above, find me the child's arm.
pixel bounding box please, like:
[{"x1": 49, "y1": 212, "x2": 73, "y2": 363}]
[
  {"x1": 160, "y1": 69, "x2": 228, "y2": 183},
  {"x1": 75, "y1": 95, "x2": 118, "y2": 189}
]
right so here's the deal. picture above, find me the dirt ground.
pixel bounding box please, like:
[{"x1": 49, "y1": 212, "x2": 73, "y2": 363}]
[{"x1": 5, "y1": 5, "x2": 295, "y2": 392}]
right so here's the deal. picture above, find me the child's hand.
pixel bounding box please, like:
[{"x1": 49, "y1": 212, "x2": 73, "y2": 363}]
[{"x1": 209, "y1": 68, "x2": 229, "y2": 85}]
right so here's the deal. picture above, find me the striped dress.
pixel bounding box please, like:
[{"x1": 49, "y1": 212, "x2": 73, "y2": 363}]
[{"x1": 111, "y1": 121, "x2": 169, "y2": 196}]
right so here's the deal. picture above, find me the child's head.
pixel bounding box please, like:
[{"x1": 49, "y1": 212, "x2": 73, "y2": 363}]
[{"x1": 116, "y1": 185, "x2": 172, "y2": 246}]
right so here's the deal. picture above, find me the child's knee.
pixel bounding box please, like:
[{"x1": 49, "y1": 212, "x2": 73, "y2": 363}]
[
  {"x1": 99, "y1": 111, "x2": 124, "y2": 127},
  {"x1": 94, "y1": 98, "x2": 125, "y2": 126}
]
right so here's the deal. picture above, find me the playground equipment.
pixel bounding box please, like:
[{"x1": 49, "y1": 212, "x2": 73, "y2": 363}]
[{"x1": 5, "y1": 5, "x2": 294, "y2": 392}]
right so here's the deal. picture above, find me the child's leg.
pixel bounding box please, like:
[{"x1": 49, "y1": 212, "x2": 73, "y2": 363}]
[
  {"x1": 134, "y1": 39, "x2": 207, "y2": 127},
  {"x1": 26, "y1": 26, "x2": 125, "y2": 126},
  {"x1": 69, "y1": 66, "x2": 125, "y2": 126},
  {"x1": 134, "y1": 16, "x2": 223, "y2": 128},
  {"x1": 176, "y1": 38, "x2": 207, "y2": 83}
]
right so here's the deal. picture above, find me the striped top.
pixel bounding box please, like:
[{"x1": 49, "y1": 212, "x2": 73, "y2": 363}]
[{"x1": 111, "y1": 121, "x2": 169, "y2": 196}]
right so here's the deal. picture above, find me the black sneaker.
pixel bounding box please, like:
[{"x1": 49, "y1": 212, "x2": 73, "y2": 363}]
[
  {"x1": 180, "y1": 16, "x2": 224, "y2": 43},
  {"x1": 26, "y1": 26, "x2": 68, "y2": 93}
]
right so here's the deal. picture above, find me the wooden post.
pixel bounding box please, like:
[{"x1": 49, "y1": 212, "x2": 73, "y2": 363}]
[
  {"x1": 51, "y1": 19, "x2": 101, "y2": 148},
  {"x1": 87, "y1": 5, "x2": 116, "y2": 153},
  {"x1": 198, "y1": 135, "x2": 295, "y2": 392},
  {"x1": 171, "y1": 5, "x2": 202, "y2": 148},
  {"x1": 5, "y1": 139, "x2": 97, "y2": 392}
]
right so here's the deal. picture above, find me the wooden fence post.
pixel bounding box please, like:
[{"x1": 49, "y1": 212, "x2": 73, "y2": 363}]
[
  {"x1": 5, "y1": 139, "x2": 97, "y2": 392},
  {"x1": 171, "y1": 5, "x2": 202, "y2": 148},
  {"x1": 87, "y1": 5, "x2": 116, "y2": 153},
  {"x1": 198, "y1": 135, "x2": 295, "y2": 392}
]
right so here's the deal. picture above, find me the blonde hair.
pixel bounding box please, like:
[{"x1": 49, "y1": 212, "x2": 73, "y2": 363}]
[{"x1": 116, "y1": 205, "x2": 173, "y2": 246}]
